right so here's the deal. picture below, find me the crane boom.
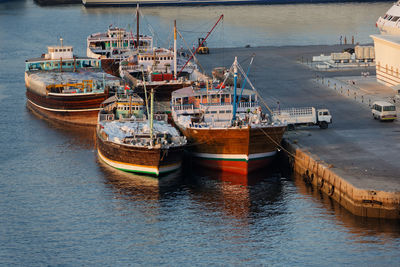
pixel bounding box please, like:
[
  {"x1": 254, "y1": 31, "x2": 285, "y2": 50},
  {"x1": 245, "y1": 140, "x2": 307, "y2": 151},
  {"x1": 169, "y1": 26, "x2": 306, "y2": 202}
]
[{"x1": 177, "y1": 14, "x2": 224, "y2": 77}]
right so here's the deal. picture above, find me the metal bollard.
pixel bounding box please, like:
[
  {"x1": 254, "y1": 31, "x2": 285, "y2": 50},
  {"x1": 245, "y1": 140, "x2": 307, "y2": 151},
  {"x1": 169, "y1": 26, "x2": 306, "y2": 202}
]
[
  {"x1": 334, "y1": 83, "x2": 336, "y2": 90},
  {"x1": 341, "y1": 86, "x2": 343, "y2": 94},
  {"x1": 354, "y1": 92, "x2": 356, "y2": 100},
  {"x1": 362, "y1": 95, "x2": 364, "y2": 103},
  {"x1": 369, "y1": 98, "x2": 371, "y2": 107},
  {"x1": 347, "y1": 89, "x2": 349, "y2": 96}
]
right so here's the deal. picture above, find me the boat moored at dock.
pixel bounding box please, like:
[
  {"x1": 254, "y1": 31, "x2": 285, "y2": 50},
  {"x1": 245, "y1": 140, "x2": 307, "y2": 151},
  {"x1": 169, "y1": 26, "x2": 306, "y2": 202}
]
[
  {"x1": 25, "y1": 39, "x2": 119, "y2": 126},
  {"x1": 171, "y1": 58, "x2": 286, "y2": 175},
  {"x1": 86, "y1": 6, "x2": 153, "y2": 77},
  {"x1": 96, "y1": 90, "x2": 187, "y2": 176}
]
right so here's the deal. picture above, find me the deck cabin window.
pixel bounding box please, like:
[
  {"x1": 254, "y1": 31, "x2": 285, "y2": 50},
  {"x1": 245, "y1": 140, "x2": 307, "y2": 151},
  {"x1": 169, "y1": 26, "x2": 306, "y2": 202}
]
[{"x1": 220, "y1": 110, "x2": 225, "y2": 114}]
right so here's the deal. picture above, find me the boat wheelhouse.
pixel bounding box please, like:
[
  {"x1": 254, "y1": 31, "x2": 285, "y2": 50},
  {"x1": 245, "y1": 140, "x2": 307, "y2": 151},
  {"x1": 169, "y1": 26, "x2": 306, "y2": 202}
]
[
  {"x1": 87, "y1": 26, "x2": 153, "y2": 59},
  {"x1": 26, "y1": 39, "x2": 101, "y2": 72}
]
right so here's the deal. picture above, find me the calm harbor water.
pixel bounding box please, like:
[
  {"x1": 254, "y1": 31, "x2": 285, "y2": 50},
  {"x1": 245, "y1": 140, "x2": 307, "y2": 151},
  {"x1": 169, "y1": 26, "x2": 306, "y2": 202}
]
[{"x1": 1, "y1": 0, "x2": 400, "y2": 265}]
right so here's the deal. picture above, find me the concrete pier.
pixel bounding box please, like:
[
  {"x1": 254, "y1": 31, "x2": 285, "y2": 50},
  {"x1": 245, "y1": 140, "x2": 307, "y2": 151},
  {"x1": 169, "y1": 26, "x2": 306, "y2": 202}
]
[{"x1": 199, "y1": 45, "x2": 400, "y2": 219}]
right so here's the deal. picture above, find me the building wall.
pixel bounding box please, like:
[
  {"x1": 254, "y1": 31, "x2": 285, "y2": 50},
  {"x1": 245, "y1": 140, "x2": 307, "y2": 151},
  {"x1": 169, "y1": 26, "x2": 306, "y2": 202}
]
[{"x1": 372, "y1": 36, "x2": 400, "y2": 87}]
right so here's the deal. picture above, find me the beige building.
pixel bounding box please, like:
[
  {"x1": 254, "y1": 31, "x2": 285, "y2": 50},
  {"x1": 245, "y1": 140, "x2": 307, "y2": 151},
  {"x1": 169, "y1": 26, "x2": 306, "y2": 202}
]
[{"x1": 371, "y1": 34, "x2": 400, "y2": 87}]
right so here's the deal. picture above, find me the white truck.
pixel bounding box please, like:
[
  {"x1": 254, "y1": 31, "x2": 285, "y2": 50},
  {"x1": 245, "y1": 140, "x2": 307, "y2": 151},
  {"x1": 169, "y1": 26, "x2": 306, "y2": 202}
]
[{"x1": 272, "y1": 107, "x2": 332, "y2": 130}]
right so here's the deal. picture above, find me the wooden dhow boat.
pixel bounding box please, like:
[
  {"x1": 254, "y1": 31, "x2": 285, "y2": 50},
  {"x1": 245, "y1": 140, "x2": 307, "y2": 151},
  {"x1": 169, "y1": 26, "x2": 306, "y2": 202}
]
[
  {"x1": 171, "y1": 57, "x2": 286, "y2": 175},
  {"x1": 25, "y1": 39, "x2": 119, "y2": 126},
  {"x1": 86, "y1": 5, "x2": 153, "y2": 77},
  {"x1": 96, "y1": 89, "x2": 187, "y2": 176}
]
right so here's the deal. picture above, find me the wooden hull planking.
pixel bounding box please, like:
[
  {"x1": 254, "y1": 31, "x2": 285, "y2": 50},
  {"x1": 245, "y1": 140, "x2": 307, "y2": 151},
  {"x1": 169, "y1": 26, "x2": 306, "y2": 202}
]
[
  {"x1": 96, "y1": 131, "x2": 184, "y2": 176},
  {"x1": 101, "y1": 58, "x2": 120, "y2": 77},
  {"x1": 181, "y1": 125, "x2": 286, "y2": 174},
  {"x1": 26, "y1": 89, "x2": 107, "y2": 126}
]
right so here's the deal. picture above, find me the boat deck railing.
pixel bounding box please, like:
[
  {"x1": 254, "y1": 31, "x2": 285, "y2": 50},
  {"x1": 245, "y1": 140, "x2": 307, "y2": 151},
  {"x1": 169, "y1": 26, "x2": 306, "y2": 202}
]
[
  {"x1": 172, "y1": 104, "x2": 200, "y2": 115},
  {"x1": 99, "y1": 113, "x2": 115, "y2": 122}
]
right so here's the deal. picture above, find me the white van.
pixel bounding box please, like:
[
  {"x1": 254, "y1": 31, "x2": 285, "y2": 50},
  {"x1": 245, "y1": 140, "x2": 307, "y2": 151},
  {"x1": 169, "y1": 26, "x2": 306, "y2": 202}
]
[{"x1": 372, "y1": 101, "x2": 397, "y2": 121}]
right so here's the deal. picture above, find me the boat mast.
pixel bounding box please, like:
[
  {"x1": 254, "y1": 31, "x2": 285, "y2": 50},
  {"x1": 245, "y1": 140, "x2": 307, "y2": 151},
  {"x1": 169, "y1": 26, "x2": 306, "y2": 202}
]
[
  {"x1": 232, "y1": 57, "x2": 238, "y2": 124},
  {"x1": 238, "y1": 55, "x2": 254, "y2": 103},
  {"x1": 150, "y1": 88, "x2": 154, "y2": 145},
  {"x1": 174, "y1": 20, "x2": 177, "y2": 79},
  {"x1": 129, "y1": 88, "x2": 132, "y2": 117},
  {"x1": 136, "y1": 4, "x2": 139, "y2": 50}
]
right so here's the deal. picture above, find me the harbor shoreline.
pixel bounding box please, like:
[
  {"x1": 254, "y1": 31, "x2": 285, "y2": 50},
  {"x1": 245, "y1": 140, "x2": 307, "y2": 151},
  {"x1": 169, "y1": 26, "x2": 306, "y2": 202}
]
[{"x1": 282, "y1": 139, "x2": 400, "y2": 219}]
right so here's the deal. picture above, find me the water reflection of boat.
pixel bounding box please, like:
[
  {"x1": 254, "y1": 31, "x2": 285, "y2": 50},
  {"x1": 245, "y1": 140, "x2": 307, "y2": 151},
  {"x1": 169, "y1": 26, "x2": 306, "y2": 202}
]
[
  {"x1": 187, "y1": 167, "x2": 283, "y2": 222},
  {"x1": 26, "y1": 108, "x2": 96, "y2": 149},
  {"x1": 98, "y1": 157, "x2": 184, "y2": 198}
]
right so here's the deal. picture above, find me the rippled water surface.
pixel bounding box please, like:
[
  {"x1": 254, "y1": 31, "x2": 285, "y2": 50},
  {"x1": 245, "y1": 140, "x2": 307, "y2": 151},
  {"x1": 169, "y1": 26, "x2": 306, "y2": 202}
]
[{"x1": 0, "y1": 0, "x2": 399, "y2": 265}]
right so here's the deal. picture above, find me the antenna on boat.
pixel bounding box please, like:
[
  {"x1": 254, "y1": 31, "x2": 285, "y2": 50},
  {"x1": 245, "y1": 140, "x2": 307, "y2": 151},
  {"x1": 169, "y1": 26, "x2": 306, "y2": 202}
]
[
  {"x1": 60, "y1": 37, "x2": 63, "y2": 48},
  {"x1": 136, "y1": 3, "x2": 140, "y2": 50},
  {"x1": 235, "y1": 59, "x2": 274, "y2": 114},
  {"x1": 141, "y1": 66, "x2": 150, "y2": 120},
  {"x1": 174, "y1": 20, "x2": 177, "y2": 80},
  {"x1": 238, "y1": 54, "x2": 255, "y2": 103},
  {"x1": 150, "y1": 88, "x2": 154, "y2": 145},
  {"x1": 231, "y1": 57, "x2": 238, "y2": 124}
]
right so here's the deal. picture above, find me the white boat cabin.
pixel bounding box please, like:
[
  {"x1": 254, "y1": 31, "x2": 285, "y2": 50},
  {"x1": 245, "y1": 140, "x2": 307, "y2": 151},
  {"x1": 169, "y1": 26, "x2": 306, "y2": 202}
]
[
  {"x1": 171, "y1": 84, "x2": 262, "y2": 128},
  {"x1": 87, "y1": 27, "x2": 153, "y2": 58}
]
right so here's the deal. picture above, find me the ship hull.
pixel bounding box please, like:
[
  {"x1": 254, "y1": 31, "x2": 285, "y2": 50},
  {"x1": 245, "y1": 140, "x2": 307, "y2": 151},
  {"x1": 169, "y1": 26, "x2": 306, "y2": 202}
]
[
  {"x1": 101, "y1": 58, "x2": 120, "y2": 77},
  {"x1": 179, "y1": 125, "x2": 286, "y2": 174},
  {"x1": 136, "y1": 82, "x2": 192, "y2": 103},
  {"x1": 96, "y1": 130, "x2": 185, "y2": 176},
  {"x1": 26, "y1": 89, "x2": 108, "y2": 126}
]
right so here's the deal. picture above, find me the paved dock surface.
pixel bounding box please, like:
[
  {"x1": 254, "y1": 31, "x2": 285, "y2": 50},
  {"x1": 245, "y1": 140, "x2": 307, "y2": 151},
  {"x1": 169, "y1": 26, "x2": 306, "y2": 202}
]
[{"x1": 199, "y1": 45, "x2": 400, "y2": 192}]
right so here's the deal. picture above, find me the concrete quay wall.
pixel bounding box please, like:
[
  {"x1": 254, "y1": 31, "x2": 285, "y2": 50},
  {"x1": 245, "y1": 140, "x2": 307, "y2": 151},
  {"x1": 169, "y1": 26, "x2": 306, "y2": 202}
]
[{"x1": 283, "y1": 139, "x2": 400, "y2": 219}]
